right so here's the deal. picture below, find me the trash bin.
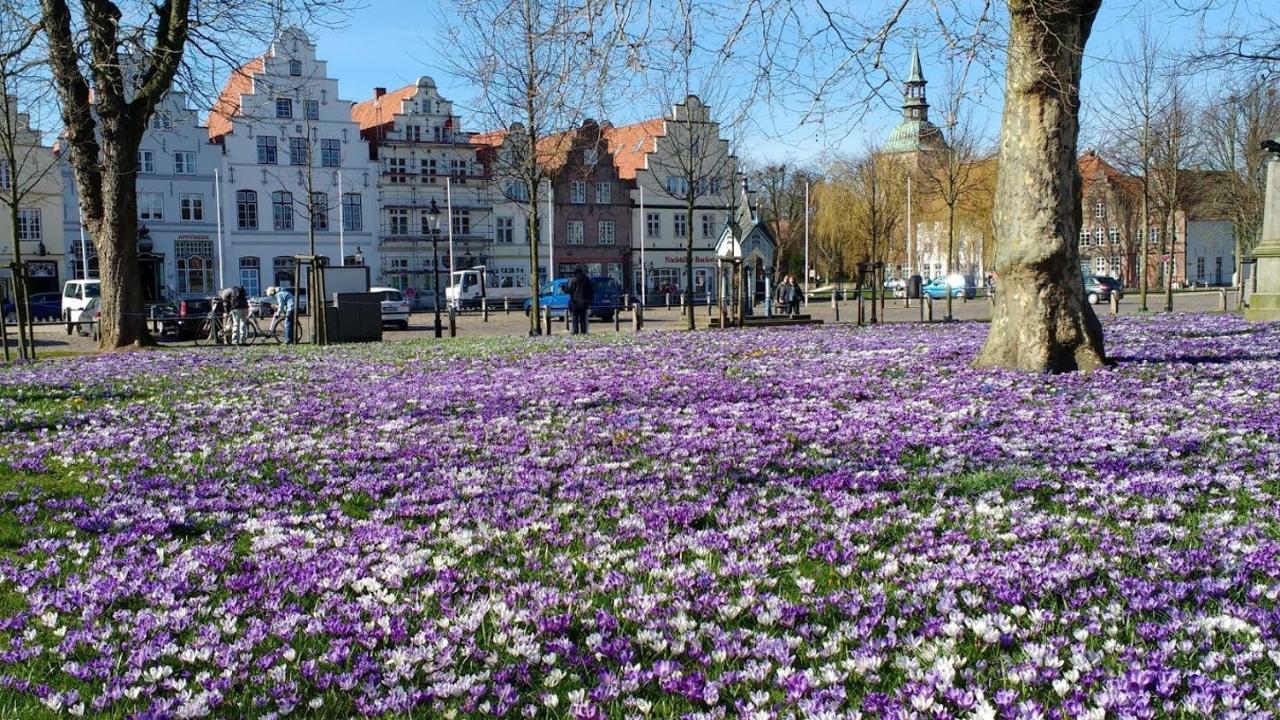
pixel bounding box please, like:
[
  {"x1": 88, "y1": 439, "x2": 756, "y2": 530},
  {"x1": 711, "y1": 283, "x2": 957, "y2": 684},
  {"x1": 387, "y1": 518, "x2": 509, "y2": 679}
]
[{"x1": 907, "y1": 275, "x2": 923, "y2": 300}]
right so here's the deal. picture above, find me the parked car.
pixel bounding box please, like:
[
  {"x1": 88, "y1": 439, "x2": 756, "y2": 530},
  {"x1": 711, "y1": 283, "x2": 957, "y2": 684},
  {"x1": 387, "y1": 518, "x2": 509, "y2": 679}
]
[
  {"x1": 523, "y1": 277, "x2": 622, "y2": 321},
  {"x1": 369, "y1": 286, "x2": 411, "y2": 330},
  {"x1": 61, "y1": 279, "x2": 100, "y2": 323},
  {"x1": 27, "y1": 292, "x2": 64, "y2": 321},
  {"x1": 1082, "y1": 275, "x2": 1123, "y2": 304},
  {"x1": 883, "y1": 277, "x2": 907, "y2": 292},
  {"x1": 155, "y1": 294, "x2": 214, "y2": 340},
  {"x1": 921, "y1": 274, "x2": 976, "y2": 300},
  {"x1": 74, "y1": 297, "x2": 101, "y2": 338}
]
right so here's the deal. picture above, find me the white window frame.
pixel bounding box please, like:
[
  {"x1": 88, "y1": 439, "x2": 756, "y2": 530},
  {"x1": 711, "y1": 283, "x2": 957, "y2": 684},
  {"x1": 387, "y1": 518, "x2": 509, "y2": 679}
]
[
  {"x1": 646, "y1": 212, "x2": 661, "y2": 238},
  {"x1": 179, "y1": 193, "x2": 204, "y2": 221},
  {"x1": 342, "y1": 193, "x2": 362, "y2": 232},
  {"x1": 388, "y1": 208, "x2": 409, "y2": 236},
  {"x1": 257, "y1": 136, "x2": 277, "y2": 164},
  {"x1": 137, "y1": 150, "x2": 155, "y2": 173},
  {"x1": 276, "y1": 98, "x2": 293, "y2": 119},
  {"x1": 174, "y1": 151, "x2": 195, "y2": 175},
  {"x1": 567, "y1": 220, "x2": 584, "y2": 245},
  {"x1": 598, "y1": 219, "x2": 615, "y2": 245},
  {"x1": 236, "y1": 190, "x2": 257, "y2": 230},
  {"x1": 321, "y1": 139, "x2": 341, "y2": 167},
  {"x1": 674, "y1": 213, "x2": 688, "y2": 239},
  {"x1": 304, "y1": 100, "x2": 319, "y2": 121},
  {"x1": 496, "y1": 216, "x2": 514, "y2": 244},
  {"x1": 272, "y1": 191, "x2": 293, "y2": 230},
  {"x1": 17, "y1": 208, "x2": 41, "y2": 241},
  {"x1": 139, "y1": 192, "x2": 165, "y2": 221},
  {"x1": 570, "y1": 180, "x2": 586, "y2": 204},
  {"x1": 595, "y1": 181, "x2": 611, "y2": 205}
]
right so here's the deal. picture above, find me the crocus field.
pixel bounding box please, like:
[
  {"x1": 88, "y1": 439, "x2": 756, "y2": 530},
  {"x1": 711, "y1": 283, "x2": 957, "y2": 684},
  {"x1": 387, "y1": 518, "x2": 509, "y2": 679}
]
[{"x1": 2, "y1": 314, "x2": 1280, "y2": 720}]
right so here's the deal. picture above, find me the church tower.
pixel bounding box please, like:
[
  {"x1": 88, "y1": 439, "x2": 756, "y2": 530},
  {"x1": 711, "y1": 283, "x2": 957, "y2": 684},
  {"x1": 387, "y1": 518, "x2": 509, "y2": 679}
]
[{"x1": 884, "y1": 43, "x2": 946, "y2": 156}]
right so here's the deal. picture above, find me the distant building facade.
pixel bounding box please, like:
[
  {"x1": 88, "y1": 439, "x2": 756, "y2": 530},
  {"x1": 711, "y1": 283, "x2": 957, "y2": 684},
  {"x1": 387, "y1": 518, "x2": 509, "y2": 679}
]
[
  {"x1": 2, "y1": 99, "x2": 64, "y2": 300},
  {"x1": 548, "y1": 120, "x2": 632, "y2": 286}
]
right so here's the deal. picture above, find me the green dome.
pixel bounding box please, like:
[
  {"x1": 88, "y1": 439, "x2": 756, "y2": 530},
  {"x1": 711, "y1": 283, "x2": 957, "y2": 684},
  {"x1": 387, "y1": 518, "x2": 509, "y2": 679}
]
[{"x1": 884, "y1": 119, "x2": 944, "y2": 154}]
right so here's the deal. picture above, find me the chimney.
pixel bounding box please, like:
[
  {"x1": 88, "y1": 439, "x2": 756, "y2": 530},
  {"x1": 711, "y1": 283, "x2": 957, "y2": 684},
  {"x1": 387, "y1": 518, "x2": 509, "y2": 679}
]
[{"x1": 374, "y1": 87, "x2": 386, "y2": 99}]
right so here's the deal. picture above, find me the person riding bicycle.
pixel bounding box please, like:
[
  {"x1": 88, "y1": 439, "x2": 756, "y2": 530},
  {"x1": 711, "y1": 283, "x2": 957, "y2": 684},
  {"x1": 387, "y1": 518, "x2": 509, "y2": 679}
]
[{"x1": 266, "y1": 286, "x2": 297, "y2": 344}]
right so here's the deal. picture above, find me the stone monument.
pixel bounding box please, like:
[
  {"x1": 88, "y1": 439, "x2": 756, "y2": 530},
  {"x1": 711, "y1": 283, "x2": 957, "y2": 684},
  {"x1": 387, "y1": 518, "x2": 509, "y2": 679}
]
[{"x1": 1245, "y1": 140, "x2": 1280, "y2": 321}]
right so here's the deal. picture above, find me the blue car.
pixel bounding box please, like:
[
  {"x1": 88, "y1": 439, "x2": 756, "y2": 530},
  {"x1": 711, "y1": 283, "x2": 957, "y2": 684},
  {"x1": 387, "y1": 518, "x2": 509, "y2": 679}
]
[
  {"x1": 524, "y1": 277, "x2": 623, "y2": 321},
  {"x1": 921, "y1": 275, "x2": 976, "y2": 300}
]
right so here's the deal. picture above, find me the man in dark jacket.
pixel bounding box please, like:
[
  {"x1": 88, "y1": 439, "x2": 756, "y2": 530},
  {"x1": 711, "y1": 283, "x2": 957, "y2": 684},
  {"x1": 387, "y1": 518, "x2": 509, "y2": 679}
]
[{"x1": 565, "y1": 268, "x2": 594, "y2": 335}]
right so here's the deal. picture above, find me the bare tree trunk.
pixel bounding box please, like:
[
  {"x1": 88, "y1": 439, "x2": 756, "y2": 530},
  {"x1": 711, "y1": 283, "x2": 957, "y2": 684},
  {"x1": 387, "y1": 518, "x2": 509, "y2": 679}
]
[
  {"x1": 946, "y1": 202, "x2": 955, "y2": 321},
  {"x1": 685, "y1": 201, "x2": 695, "y2": 330},
  {"x1": 91, "y1": 130, "x2": 150, "y2": 348},
  {"x1": 975, "y1": 0, "x2": 1107, "y2": 373},
  {"x1": 527, "y1": 195, "x2": 541, "y2": 336}
]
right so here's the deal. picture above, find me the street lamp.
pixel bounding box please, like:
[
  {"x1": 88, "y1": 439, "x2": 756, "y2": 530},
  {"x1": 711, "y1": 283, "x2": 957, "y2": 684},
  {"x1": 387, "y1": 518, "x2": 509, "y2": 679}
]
[{"x1": 427, "y1": 198, "x2": 442, "y2": 338}]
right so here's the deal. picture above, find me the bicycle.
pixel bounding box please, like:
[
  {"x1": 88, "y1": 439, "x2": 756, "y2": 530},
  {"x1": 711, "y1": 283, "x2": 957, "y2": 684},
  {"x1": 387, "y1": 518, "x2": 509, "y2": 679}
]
[{"x1": 248, "y1": 315, "x2": 284, "y2": 344}]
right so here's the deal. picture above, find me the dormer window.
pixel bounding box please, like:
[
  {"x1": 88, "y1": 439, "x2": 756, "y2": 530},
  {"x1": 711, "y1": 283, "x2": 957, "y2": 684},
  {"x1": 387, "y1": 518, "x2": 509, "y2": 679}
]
[{"x1": 583, "y1": 148, "x2": 598, "y2": 165}]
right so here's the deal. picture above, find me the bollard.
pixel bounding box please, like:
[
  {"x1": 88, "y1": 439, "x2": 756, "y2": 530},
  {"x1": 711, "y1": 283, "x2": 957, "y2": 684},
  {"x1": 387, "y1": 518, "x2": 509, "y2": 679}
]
[
  {"x1": 633, "y1": 304, "x2": 643, "y2": 332},
  {"x1": 543, "y1": 305, "x2": 552, "y2": 335},
  {"x1": 614, "y1": 308, "x2": 621, "y2": 332},
  {"x1": 504, "y1": 296, "x2": 510, "y2": 314},
  {"x1": 927, "y1": 297, "x2": 934, "y2": 322},
  {"x1": 834, "y1": 296, "x2": 841, "y2": 323},
  {"x1": 707, "y1": 297, "x2": 713, "y2": 317},
  {"x1": 680, "y1": 292, "x2": 687, "y2": 316},
  {"x1": 482, "y1": 298, "x2": 489, "y2": 322},
  {"x1": 1218, "y1": 288, "x2": 1227, "y2": 312},
  {"x1": 665, "y1": 292, "x2": 672, "y2": 310},
  {"x1": 448, "y1": 305, "x2": 457, "y2": 337},
  {"x1": 1110, "y1": 292, "x2": 1119, "y2": 315},
  {"x1": 919, "y1": 296, "x2": 925, "y2": 322}
]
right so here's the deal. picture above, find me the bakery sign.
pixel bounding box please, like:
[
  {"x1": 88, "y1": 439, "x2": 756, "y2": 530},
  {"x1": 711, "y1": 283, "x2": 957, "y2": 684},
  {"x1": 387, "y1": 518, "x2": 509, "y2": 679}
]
[{"x1": 662, "y1": 255, "x2": 718, "y2": 264}]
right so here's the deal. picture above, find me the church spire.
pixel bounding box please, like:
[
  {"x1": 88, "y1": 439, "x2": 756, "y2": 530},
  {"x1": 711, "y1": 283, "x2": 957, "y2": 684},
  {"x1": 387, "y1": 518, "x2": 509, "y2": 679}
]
[{"x1": 902, "y1": 41, "x2": 929, "y2": 124}]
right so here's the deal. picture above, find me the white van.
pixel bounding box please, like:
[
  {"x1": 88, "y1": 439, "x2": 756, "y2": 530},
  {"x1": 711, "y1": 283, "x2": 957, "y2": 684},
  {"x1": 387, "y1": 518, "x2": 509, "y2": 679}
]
[
  {"x1": 444, "y1": 267, "x2": 527, "y2": 309},
  {"x1": 62, "y1": 279, "x2": 100, "y2": 322}
]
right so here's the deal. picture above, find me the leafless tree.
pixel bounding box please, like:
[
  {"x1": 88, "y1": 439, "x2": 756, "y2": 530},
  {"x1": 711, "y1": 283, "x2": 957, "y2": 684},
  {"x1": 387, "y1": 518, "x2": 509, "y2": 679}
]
[
  {"x1": 914, "y1": 82, "x2": 990, "y2": 321},
  {"x1": 751, "y1": 162, "x2": 816, "y2": 279},
  {"x1": 1147, "y1": 80, "x2": 1203, "y2": 311},
  {"x1": 28, "y1": 0, "x2": 352, "y2": 349},
  {"x1": 0, "y1": 13, "x2": 58, "y2": 360},
  {"x1": 443, "y1": 0, "x2": 616, "y2": 336},
  {"x1": 1202, "y1": 80, "x2": 1280, "y2": 306},
  {"x1": 838, "y1": 146, "x2": 904, "y2": 322}
]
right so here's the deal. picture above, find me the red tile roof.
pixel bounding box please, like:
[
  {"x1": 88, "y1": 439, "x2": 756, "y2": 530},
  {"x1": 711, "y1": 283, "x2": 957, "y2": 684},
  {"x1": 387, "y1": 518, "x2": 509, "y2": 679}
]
[
  {"x1": 208, "y1": 58, "x2": 264, "y2": 141},
  {"x1": 350, "y1": 85, "x2": 419, "y2": 133},
  {"x1": 603, "y1": 118, "x2": 665, "y2": 180}
]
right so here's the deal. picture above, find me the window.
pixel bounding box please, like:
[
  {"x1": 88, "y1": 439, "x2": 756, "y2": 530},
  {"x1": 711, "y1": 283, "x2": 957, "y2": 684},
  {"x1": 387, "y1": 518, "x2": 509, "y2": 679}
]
[
  {"x1": 1215, "y1": 256, "x2": 1224, "y2": 285},
  {"x1": 1079, "y1": 228, "x2": 1088, "y2": 245},
  {"x1": 273, "y1": 256, "x2": 295, "y2": 285},
  {"x1": 702, "y1": 213, "x2": 716, "y2": 238},
  {"x1": 1094, "y1": 201, "x2": 1105, "y2": 219},
  {"x1": 139, "y1": 193, "x2": 164, "y2": 221},
  {"x1": 496, "y1": 217, "x2": 514, "y2": 244},
  {"x1": 567, "y1": 220, "x2": 584, "y2": 245},
  {"x1": 388, "y1": 157, "x2": 408, "y2": 182},
  {"x1": 305, "y1": 100, "x2": 319, "y2": 120},
  {"x1": 389, "y1": 209, "x2": 409, "y2": 235},
  {"x1": 674, "y1": 213, "x2": 687, "y2": 238},
  {"x1": 1093, "y1": 228, "x2": 1103, "y2": 246},
  {"x1": 406, "y1": 125, "x2": 421, "y2": 142},
  {"x1": 424, "y1": 158, "x2": 438, "y2": 177},
  {"x1": 179, "y1": 193, "x2": 204, "y2": 221},
  {"x1": 666, "y1": 176, "x2": 688, "y2": 196},
  {"x1": 289, "y1": 60, "x2": 302, "y2": 76},
  {"x1": 272, "y1": 191, "x2": 293, "y2": 230},
  {"x1": 1094, "y1": 256, "x2": 1108, "y2": 275},
  {"x1": 570, "y1": 180, "x2": 586, "y2": 204},
  {"x1": 176, "y1": 240, "x2": 216, "y2": 294},
  {"x1": 452, "y1": 209, "x2": 471, "y2": 236},
  {"x1": 150, "y1": 111, "x2": 173, "y2": 130},
  {"x1": 257, "y1": 136, "x2": 278, "y2": 164},
  {"x1": 1110, "y1": 256, "x2": 1121, "y2": 278},
  {"x1": 583, "y1": 148, "x2": 598, "y2": 165},
  {"x1": 236, "y1": 190, "x2": 258, "y2": 229},
  {"x1": 276, "y1": 98, "x2": 293, "y2": 119},
  {"x1": 311, "y1": 193, "x2": 328, "y2": 230},
  {"x1": 239, "y1": 257, "x2": 261, "y2": 297},
  {"x1": 137, "y1": 150, "x2": 155, "y2": 173},
  {"x1": 285, "y1": 137, "x2": 305, "y2": 166},
  {"x1": 321, "y1": 139, "x2": 341, "y2": 167},
  {"x1": 1149, "y1": 228, "x2": 1160, "y2": 245},
  {"x1": 342, "y1": 193, "x2": 362, "y2": 231},
  {"x1": 598, "y1": 220, "x2": 615, "y2": 245},
  {"x1": 506, "y1": 181, "x2": 528, "y2": 201},
  {"x1": 595, "y1": 182, "x2": 611, "y2": 205},
  {"x1": 646, "y1": 212, "x2": 661, "y2": 238},
  {"x1": 1195, "y1": 257, "x2": 1205, "y2": 281},
  {"x1": 1108, "y1": 227, "x2": 1119, "y2": 245},
  {"x1": 449, "y1": 158, "x2": 466, "y2": 177},
  {"x1": 17, "y1": 208, "x2": 41, "y2": 241},
  {"x1": 0, "y1": 160, "x2": 9, "y2": 189},
  {"x1": 174, "y1": 151, "x2": 195, "y2": 175}
]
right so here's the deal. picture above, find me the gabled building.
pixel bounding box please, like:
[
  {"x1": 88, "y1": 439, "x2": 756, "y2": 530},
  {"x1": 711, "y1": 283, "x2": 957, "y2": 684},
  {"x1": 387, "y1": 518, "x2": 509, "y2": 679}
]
[
  {"x1": 2, "y1": 99, "x2": 65, "y2": 300},
  {"x1": 605, "y1": 96, "x2": 738, "y2": 299},
  {"x1": 352, "y1": 76, "x2": 490, "y2": 308},
  {"x1": 209, "y1": 27, "x2": 377, "y2": 294},
  {"x1": 545, "y1": 119, "x2": 632, "y2": 286}
]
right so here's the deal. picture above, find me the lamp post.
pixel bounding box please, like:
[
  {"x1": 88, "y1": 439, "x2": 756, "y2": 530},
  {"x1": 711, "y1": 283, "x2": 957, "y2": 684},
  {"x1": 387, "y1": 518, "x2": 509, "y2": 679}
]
[{"x1": 428, "y1": 198, "x2": 443, "y2": 338}]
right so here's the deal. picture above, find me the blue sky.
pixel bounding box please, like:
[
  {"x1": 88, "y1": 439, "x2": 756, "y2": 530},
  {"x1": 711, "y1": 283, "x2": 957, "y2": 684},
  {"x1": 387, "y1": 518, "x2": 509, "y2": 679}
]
[{"x1": 304, "y1": 0, "x2": 1243, "y2": 168}]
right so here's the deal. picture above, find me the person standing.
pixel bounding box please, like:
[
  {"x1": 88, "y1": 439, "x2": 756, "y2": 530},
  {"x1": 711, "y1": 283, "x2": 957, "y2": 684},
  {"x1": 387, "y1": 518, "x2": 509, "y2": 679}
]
[
  {"x1": 565, "y1": 268, "x2": 594, "y2": 335},
  {"x1": 267, "y1": 286, "x2": 298, "y2": 344},
  {"x1": 226, "y1": 286, "x2": 250, "y2": 345}
]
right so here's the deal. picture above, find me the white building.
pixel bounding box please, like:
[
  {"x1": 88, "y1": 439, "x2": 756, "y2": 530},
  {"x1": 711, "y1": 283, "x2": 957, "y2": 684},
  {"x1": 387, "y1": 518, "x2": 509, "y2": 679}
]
[
  {"x1": 208, "y1": 27, "x2": 377, "y2": 295},
  {"x1": 2, "y1": 98, "x2": 65, "y2": 300},
  {"x1": 352, "y1": 77, "x2": 492, "y2": 308},
  {"x1": 1186, "y1": 219, "x2": 1235, "y2": 287},
  {"x1": 606, "y1": 96, "x2": 736, "y2": 299},
  {"x1": 60, "y1": 82, "x2": 221, "y2": 301}
]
